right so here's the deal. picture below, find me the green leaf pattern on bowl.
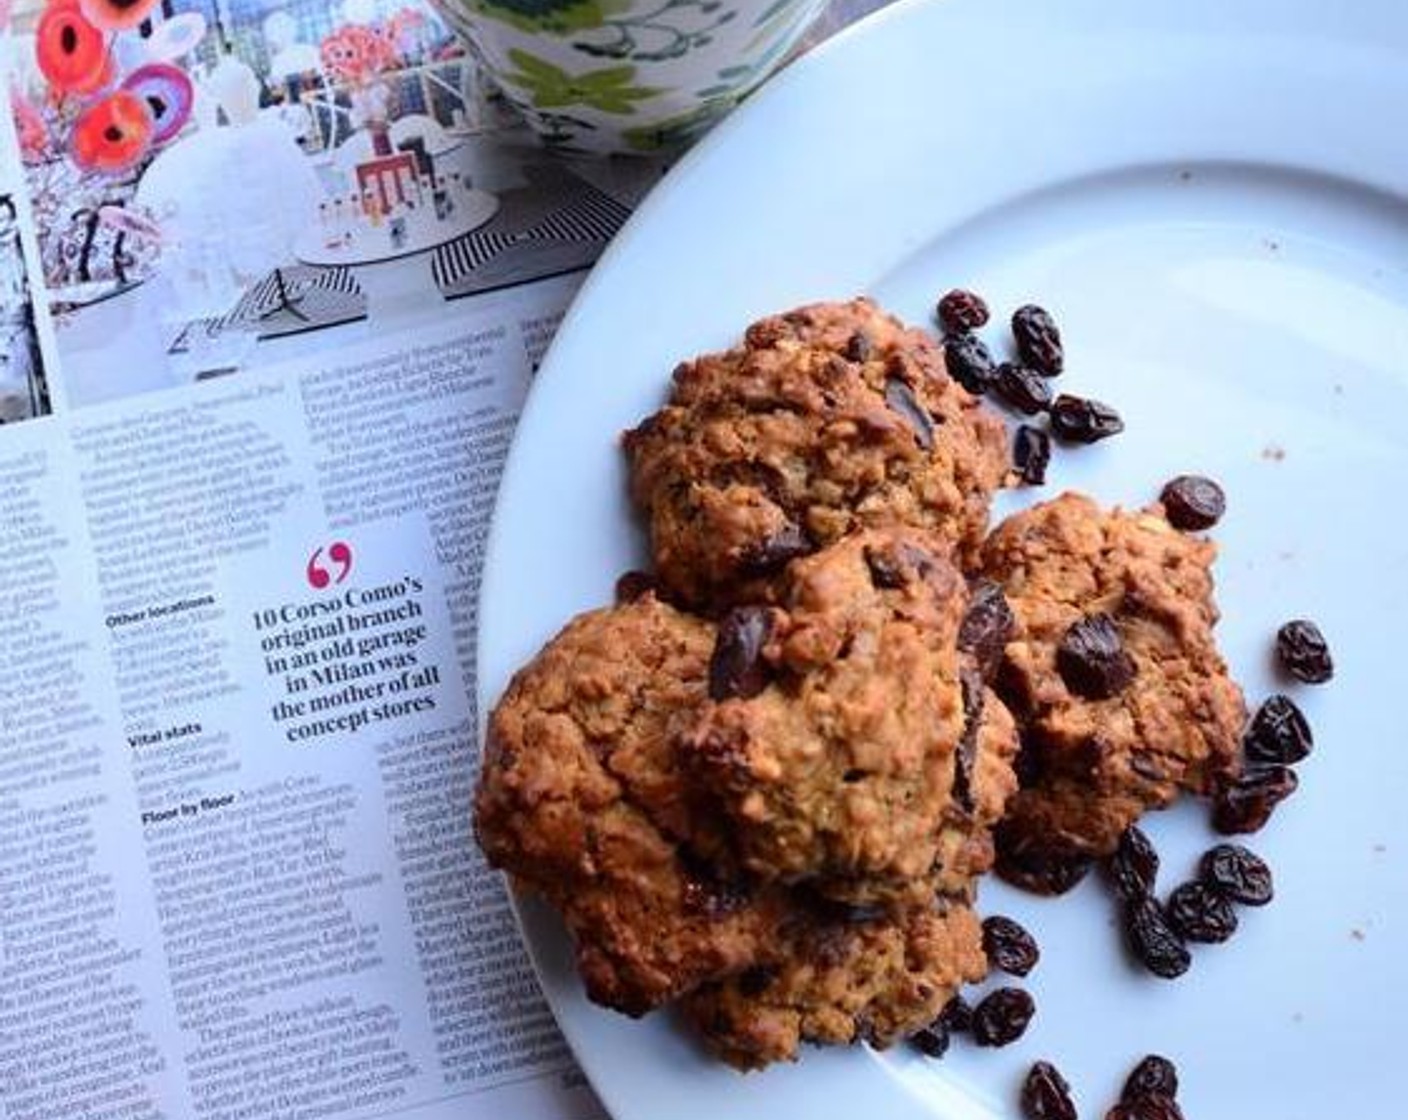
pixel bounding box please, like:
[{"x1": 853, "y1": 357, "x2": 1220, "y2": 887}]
[{"x1": 500, "y1": 48, "x2": 665, "y2": 113}]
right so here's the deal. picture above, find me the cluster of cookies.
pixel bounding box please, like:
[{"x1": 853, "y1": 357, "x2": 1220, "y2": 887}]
[{"x1": 474, "y1": 298, "x2": 1246, "y2": 1069}]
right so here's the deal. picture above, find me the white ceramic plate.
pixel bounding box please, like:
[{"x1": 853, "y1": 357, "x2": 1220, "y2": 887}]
[{"x1": 478, "y1": 0, "x2": 1408, "y2": 1116}]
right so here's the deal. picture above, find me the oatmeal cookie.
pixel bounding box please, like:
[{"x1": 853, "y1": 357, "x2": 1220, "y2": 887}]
[
  {"x1": 682, "y1": 528, "x2": 1015, "y2": 904},
  {"x1": 623, "y1": 298, "x2": 1009, "y2": 611},
  {"x1": 680, "y1": 899, "x2": 987, "y2": 1070},
  {"x1": 474, "y1": 595, "x2": 789, "y2": 1016},
  {"x1": 980, "y1": 492, "x2": 1246, "y2": 865}
]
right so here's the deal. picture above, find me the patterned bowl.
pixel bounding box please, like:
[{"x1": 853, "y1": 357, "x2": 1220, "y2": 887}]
[{"x1": 430, "y1": 0, "x2": 829, "y2": 153}]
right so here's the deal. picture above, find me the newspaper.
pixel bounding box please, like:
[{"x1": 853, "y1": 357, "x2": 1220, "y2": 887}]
[{"x1": 0, "y1": 1, "x2": 684, "y2": 1116}]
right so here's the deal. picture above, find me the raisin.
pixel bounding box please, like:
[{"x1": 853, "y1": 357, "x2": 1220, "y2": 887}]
[
  {"x1": 1021, "y1": 1060, "x2": 1077, "y2": 1120},
  {"x1": 1011, "y1": 304, "x2": 1064, "y2": 375},
  {"x1": 1050, "y1": 394, "x2": 1124, "y2": 443},
  {"x1": 1122, "y1": 896, "x2": 1190, "y2": 979},
  {"x1": 1243, "y1": 694, "x2": 1312, "y2": 764},
  {"x1": 708, "y1": 607, "x2": 776, "y2": 701},
  {"x1": 1212, "y1": 765, "x2": 1298, "y2": 834},
  {"x1": 910, "y1": 1022, "x2": 950, "y2": 1059},
  {"x1": 1200, "y1": 844, "x2": 1273, "y2": 906},
  {"x1": 1122, "y1": 1054, "x2": 1179, "y2": 1101},
  {"x1": 982, "y1": 915, "x2": 1040, "y2": 977},
  {"x1": 995, "y1": 823, "x2": 1095, "y2": 896},
  {"x1": 614, "y1": 570, "x2": 656, "y2": 603},
  {"x1": 1107, "y1": 1095, "x2": 1185, "y2": 1120},
  {"x1": 971, "y1": 987, "x2": 1035, "y2": 1047},
  {"x1": 994, "y1": 362, "x2": 1054, "y2": 415},
  {"x1": 959, "y1": 579, "x2": 1016, "y2": 679},
  {"x1": 937, "y1": 288, "x2": 990, "y2": 334},
  {"x1": 736, "y1": 966, "x2": 776, "y2": 996},
  {"x1": 864, "y1": 540, "x2": 938, "y2": 590},
  {"x1": 1165, "y1": 881, "x2": 1238, "y2": 943},
  {"x1": 737, "y1": 524, "x2": 810, "y2": 577},
  {"x1": 884, "y1": 376, "x2": 935, "y2": 450},
  {"x1": 954, "y1": 669, "x2": 982, "y2": 813},
  {"x1": 1160, "y1": 474, "x2": 1226, "y2": 530},
  {"x1": 938, "y1": 994, "x2": 972, "y2": 1033},
  {"x1": 844, "y1": 329, "x2": 874, "y2": 362},
  {"x1": 1014, "y1": 424, "x2": 1051, "y2": 485},
  {"x1": 944, "y1": 333, "x2": 997, "y2": 395},
  {"x1": 1276, "y1": 619, "x2": 1334, "y2": 683},
  {"x1": 1107, "y1": 825, "x2": 1160, "y2": 902},
  {"x1": 1057, "y1": 614, "x2": 1137, "y2": 699}
]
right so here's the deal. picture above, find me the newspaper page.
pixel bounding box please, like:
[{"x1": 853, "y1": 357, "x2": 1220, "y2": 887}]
[{"x1": 0, "y1": 1, "x2": 676, "y2": 1116}]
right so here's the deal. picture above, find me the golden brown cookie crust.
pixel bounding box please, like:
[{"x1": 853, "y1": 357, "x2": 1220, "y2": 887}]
[
  {"x1": 981, "y1": 492, "x2": 1246, "y2": 859},
  {"x1": 474, "y1": 595, "x2": 789, "y2": 1016},
  {"x1": 624, "y1": 298, "x2": 1009, "y2": 611},
  {"x1": 680, "y1": 901, "x2": 987, "y2": 1070}
]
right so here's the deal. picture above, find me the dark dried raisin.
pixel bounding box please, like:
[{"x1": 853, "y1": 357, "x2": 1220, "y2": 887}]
[
  {"x1": 1212, "y1": 765, "x2": 1298, "y2": 835},
  {"x1": 1200, "y1": 844, "x2": 1273, "y2": 906},
  {"x1": 708, "y1": 607, "x2": 776, "y2": 701},
  {"x1": 959, "y1": 579, "x2": 1016, "y2": 679},
  {"x1": 1165, "y1": 881, "x2": 1238, "y2": 943},
  {"x1": 1123, "y1": 896, "x2": 1191, "y2": 979},
  {"x1": 1107, "y1": 825, "x2": 1160, "y2": 902},
  {"x1": 737, "y1": 524, "x2": 810, "y2": 577},
  {"x1": 1243, "y1": 694, "x2": 1312, "y2": 764},
  {"x1": 1122, "y1": 1054, "x2": 1179, "y2": 1102},
  {"x1": 1012, "y1": 304, "x2": 1064, "y2": 375},
  {"x1": 1021, "y1": 1061, "x2": 1077, "y2": 1120},
  {"x1": 971, "y1": 987, "x2": 1035, "y2": 1047},
  {"x1": 614, "y1": 570, "x2": 656, "y2": 603},
  {"x1": 1050, "y1": 394, "x2": 1124, "y2": 443},
  {"x1": 938, "y1": 994, "x2": 972, "y2": 1033},
  {"x1": 1014, "y1": 424, "x2": 1051, "y2": 485},
  {"x1": 954, "y1": 669, "x2": 982, "y2": 813},
  {"x1": 845, "y1": 329, "x2": 874, "y2": 362},
  {"x1": 1276, "y1": 619, "x2": 1334, "y2": 683},
  {"x1": 884, "y1": 376, "x2": 935, "y2": 450},
  {"x1": 995, "y1": 823, "x2": 1094, "y2": 896},
  {"x1": 944, "y1": 333, "x2": 997, "y2": 395},
  {"x1": 982, "y1": 915, "x2": 1040, "y2": 977},
  {"x1": 1160, "y1": 474, "x2": 1226, "y2": 530},
  {"x1": 1057, "y1": 614, "x2": 1137, "y2": 699},
  {"x1": 1108, "y1": 1095, "x2": 1185, "y2": 1120},
  {"x1": 910, "y1": 1022, "x2": 950, "y2": 1059},
  {"x1": 995, "y1": 362, "x2": 1054, "y2": 415},
  {"x1": 937, "y1": 288, "x2": 990, "y2": 334}
]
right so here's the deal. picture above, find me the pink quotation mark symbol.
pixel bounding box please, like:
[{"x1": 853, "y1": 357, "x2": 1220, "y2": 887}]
[{"x1": 306, "y1": 541, "x2": 354, "y2": 589}]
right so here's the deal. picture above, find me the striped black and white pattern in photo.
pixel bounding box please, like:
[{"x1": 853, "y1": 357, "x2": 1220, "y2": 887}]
[{"x1": 169, "y1": 264, "x2": 367, "y2": 353}]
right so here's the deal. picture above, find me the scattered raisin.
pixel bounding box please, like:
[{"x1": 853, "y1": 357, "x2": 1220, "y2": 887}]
[
  {"x1": 1276, "y1": 619, "x2": 1334, "y2": 683},
  {"x1": 994, "y1": 362, "x2": 1054, "y2": 415},
  {"x1": 1050, "y1": 394, "x2": 1124, "y2": 443},
  {"x1": 1165, "y1": 881, "x2": 1238, "y2": 943},
  {"x1": 1212, "y1": 765, "x2": 1298, "y2": 834},
  {"x1": 1123, "y1": 896, "x2": 1191, "y2": 979},
  {"x1": 1022, "y1": 1061, "x2": 1077, "y2": 1120},
  {"x1": 737, "y1": 524, "x2": 810, "y2": 577},
  {"x1": 1243, "y1": 694, "x2": 1312, "y2": 764},
  {"x1": 1200, "y1": 844, "x2": 1273, "y2": 906},
  {"x1": 884, "y1": 376, "x2": 935, "y2": 450},
  {"x1": 938, "y1": 994, "x2": 972, "y2": 1033},
  {"x1": 959, "y1": 579, "x2": 1016, "y2": 679},
  {"x1": 1012, "y1": 304, "x2": 1064, "y2": 375},
  {"x1": 1107, "y1": 825, "x2": 1160, "y2": 902},
  {"x1": 614, "y1": 570, "x2": 656, "y2": 603},
  {"x1": 944, "y1": 333, "x2": 997, "y2": 395},
  {"x1": 1160, "y1": 474, "x2": 1225, "y2": 530},
  {"x1": 995, "y1": 824, "x2": 1094, "y2": 896},
  {"x1": 708, "y1": 607, "x2": 776, "y2": 701},
  {"x1": 1057, "y1": 614, "x2": 1137, "y2": 699},
  {"x1": 1107, "y1": 1095, "x2": 1185, "y2": 1120},
  {"x1": 937, "y1": 288, "x2": 990, "y2": 334},
  {"x1": 1014, "y1": 424, "x2": 1051, "y2": 485},
  {"x1": 982, "y1": 915, "x2": 1040, "y2": 977},
  {"x1": 971, "y1": 987, "x2": 1035, "y2": 1047},
  {"x1": 910, "y1": 1022, "x2": 950, "y2": 1059},
  {"x1": 1122, "y1": 1054, "x2": 1179, "y2": 1101}
]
